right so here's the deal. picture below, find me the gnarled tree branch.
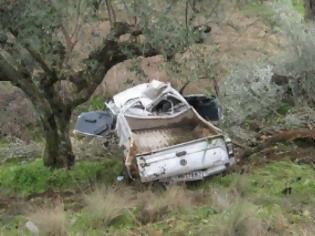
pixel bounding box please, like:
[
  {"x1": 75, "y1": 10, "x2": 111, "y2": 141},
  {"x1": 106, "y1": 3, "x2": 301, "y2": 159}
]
[{"x1": 239, "y1": 128, "x2": 315, "y2": 161}]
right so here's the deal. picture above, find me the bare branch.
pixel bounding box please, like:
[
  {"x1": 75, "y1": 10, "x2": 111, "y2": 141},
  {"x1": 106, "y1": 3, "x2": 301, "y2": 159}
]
[
  {"x1": 189, "y1": 0, "x2": 199, "y2": 13},
  {"x1": 71, "y1": 0, "x2": 82, "y2": 39},
  {"x1": 47, "y1": 0, "x2": 78, "y2": 53},
  {"x1": 105, "y1": 0, "x2": 116, "y2": 26},
  {"x1": 185, "y1": 0, "x2": 189, "y2": 43},
  {"x1": 239, "y1": 128, "x2": 315, "y2": 161},
  {"x1": 8, "y1": 29, "x2": 57, "y2": 82},
  {"x1": 0, "y1": 54, "x2": 48, "y2": 108},
  {"x1": 107, "y1": 22, "x2": 142, "y2": 40},
  {"x1": 0, "y1": 55, "x2": 11, "y2": 82},
  {"x1": 26, "y1": 46, "x2": 55, "y2": 77},
  {"x1": 69, "y1": 39, "x2": 158, "y2": 107},
  {"x1": 60, "y1": 25, "x2": 78, "y2": 52}
]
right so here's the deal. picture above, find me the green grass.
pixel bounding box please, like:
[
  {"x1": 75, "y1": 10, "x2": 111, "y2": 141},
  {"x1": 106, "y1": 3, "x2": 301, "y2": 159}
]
[
  {"x1": 0, "y1": 138, "x2": 9, "y2": 149},
  {"x1": 292, "y1": 0, "x2": 304, "y2": 15},
  {"x1": 242, "y1": 1, "x2": 278, "y2": 27},
  {"x1": 277, "y1": 103, "x2": 293, "y2": 115},
  {"x1": 1, "y1": 160, "x2": 315, "y2": 235},
  {"x1": 0, "y1": 158, "x2": 122, "y2": 196},
  {"x1": 207, "y1": 161, "x2": 315, "y2": 198},
  {"x1": 241, "y1": 0, "x2": 304, "y2": 28},
  {"x1": 88, "y1": 96, "x2": 107, "y2": 111}
]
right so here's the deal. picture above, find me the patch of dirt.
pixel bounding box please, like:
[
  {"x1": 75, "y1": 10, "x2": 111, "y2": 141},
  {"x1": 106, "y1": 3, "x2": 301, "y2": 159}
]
[
  {"x1": 0, "y1": 188, "x2": 86, "y2": 218},
  {"x1": 209, "y1": 12, "x2": 286, "y2": 62}
]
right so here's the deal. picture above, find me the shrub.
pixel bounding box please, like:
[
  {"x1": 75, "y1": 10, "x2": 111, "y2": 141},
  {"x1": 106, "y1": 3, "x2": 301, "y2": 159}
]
[
  {"x1": 273, "y1": 1, "x2": 315, "y2": 106},
  {"x1": 219, "y1": 63, "x2": 284, "y2": 131},
  {"x1": 88, "y1": 96, "x2": 107, "y2": 111}
]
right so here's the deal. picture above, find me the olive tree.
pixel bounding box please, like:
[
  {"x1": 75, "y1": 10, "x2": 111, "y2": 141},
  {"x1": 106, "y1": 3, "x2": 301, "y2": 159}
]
[{"x1": 0, "y1": 0, "x2": 206, "y2": 168}]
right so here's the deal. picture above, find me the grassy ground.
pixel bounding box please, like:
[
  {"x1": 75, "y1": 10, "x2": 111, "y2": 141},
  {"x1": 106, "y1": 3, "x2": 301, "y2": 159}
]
[
  {"x1": 0, "y1": 158, "x2": 314, "y2": 235},
  {"x1": 0, "y1": 159, "x2": 122, "y2": 197},
  {"x1": 0, "y1": 1, "x2": 312, "y2": 235},
  {"x1": 0, "y1": 139, "x2": 9, "y2": 149}
]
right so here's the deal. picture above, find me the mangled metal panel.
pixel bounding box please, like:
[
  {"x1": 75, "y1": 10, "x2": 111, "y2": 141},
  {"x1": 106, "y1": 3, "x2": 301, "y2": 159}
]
[
  {"x1": 107, "y1": 80, "x2": 189, "y2": 117},
  {"x1": 136, "y1": 137, "x2": 230, "y2": 182}
]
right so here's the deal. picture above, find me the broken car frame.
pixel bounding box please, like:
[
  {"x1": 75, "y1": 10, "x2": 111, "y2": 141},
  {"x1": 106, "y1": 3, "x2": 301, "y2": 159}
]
[{"x1": 74, "y1": 80, "x2": 234, "y2": 183}]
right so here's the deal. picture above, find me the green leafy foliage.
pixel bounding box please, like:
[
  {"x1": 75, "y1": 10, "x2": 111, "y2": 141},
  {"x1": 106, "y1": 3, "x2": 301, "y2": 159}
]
[
  {"x1": 276, "y1": 103, "x2": 293, "y2": 115},
  {"x1": 88, "y1": 96, "x2": 106, "y2": 111},
  {"x1": 219, "y1": 63, "x2": 284, "y2": 129},
  {"x1": 0, "y1": 138, "x2": 9, "y2": 149},
  {"x1": 292, "y1": 0, "x2": 304, "y2": 14},
  {"x1": 273, "y1": 1, "x2": 315, "y2": 106},
  {"x1": 0, "y1": 0, "x2": 96, "y2": 73},
  {"x1": 242, "y1": 1, "x2": 279, "y2": 27},
  {"x1": 123, "y1": 0, "x2": 195, "y2": 57}
]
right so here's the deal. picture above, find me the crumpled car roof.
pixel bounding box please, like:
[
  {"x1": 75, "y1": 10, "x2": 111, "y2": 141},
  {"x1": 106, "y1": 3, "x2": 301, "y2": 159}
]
[
  {"x1": 113, "y1": 80, "x2": 187, "y2": 108},
  {"x1": 108, "y1": 80, "x2": 189, "y2": 115}
]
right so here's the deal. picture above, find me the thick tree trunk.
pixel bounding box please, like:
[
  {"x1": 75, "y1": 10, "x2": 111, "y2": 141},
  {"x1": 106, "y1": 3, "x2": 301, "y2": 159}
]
[
  {"x1": 41, "y1": 109, "x2": 75, "y2": 169},
  {"x1": 304, "y1": 0, "x2": 315, "y2": 21}
]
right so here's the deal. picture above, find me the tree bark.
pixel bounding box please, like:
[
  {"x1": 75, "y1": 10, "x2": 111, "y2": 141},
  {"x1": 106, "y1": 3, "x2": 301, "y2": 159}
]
[
  {"x1": 42, "y1": 109, "x2": 74, "y2": 168},
  {"x1": 304, "y1": 0, "x2": 315, "y2": 21}
]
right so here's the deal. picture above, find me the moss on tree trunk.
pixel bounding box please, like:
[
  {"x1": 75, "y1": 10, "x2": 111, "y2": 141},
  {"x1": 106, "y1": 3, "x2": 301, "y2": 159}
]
[{"x1": 42, "y1": 110, "x2": 74, "y2": 169}]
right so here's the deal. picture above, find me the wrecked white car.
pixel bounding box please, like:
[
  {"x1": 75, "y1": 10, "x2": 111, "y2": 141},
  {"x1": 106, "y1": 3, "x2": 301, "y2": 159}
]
[{"x1": 74, "y1": 80, "x2": 234, "y2": 183}]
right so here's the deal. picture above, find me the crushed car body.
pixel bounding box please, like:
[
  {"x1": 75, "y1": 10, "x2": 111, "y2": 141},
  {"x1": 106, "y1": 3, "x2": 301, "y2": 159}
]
[{"x1": 74, "y1": 80, "x2": 234, "y2": 183}]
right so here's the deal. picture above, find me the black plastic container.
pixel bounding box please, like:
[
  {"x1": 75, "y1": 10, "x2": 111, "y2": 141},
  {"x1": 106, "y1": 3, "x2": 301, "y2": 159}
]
[{"x1": 184, "y1": 95, "x2": 220, "y2": 122}]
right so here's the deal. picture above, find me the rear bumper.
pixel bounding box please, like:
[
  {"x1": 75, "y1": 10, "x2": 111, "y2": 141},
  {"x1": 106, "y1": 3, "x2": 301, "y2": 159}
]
[
  {"x1": 159, "y1": 163, "x2": 232, "y2": 183},
  {"x1": 136, "y1": 137, "x2": 233, "y2": 183}
]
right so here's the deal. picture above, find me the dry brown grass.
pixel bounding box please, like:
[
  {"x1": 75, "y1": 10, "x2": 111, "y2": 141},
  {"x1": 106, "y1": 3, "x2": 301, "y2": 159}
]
[
  {"x1": 83, "y1": 185, "x2": 134, "y2": 227},
  {"x1": 136, "y1": 185, "x2": 195, "y2": 224},
  {"x1": 28, "y1": 202, "x2": 68, "y2": 236},
  {"x1": 199, "y1": 201, "x2": 267, "y2": 236},
  {"x1": 209, "y1": 187, "x2": 239, "y2": 211},
  {"x1": 164, "y1": 185, "x2": 194, "y2": 210},
  {"x1": 81, "y1": 185, "x2": 198, "y2": 226},
  {"x1": 132, "y1": 225, "x2": 164, "y2": 236}
]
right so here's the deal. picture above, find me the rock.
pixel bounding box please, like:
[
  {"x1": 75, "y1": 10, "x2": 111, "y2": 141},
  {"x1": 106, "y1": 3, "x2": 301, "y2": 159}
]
[
  {"x1": 0, "y1": 84, "x2": 38, "y2": 140},
  {"x1": 0, "y1": 138, "x2": 42, "y2": 164},
  {"x1": 25, "y1": 220, "x2": 39, "y2": 235},
  {"x1": 71, "y1": 134, "x2": 123, "y2": 161}
]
